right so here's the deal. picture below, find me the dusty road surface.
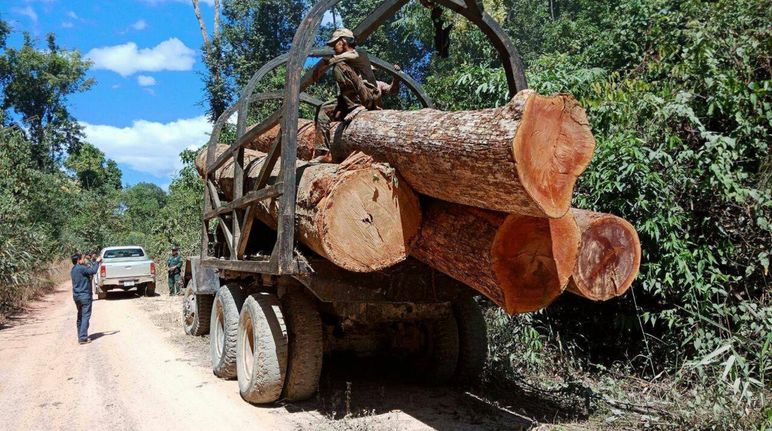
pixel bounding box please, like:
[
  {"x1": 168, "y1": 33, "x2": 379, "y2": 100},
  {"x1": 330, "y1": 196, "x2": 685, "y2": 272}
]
[{"x1": 0, "y1": 282, "x2": 532, "y2": 431}]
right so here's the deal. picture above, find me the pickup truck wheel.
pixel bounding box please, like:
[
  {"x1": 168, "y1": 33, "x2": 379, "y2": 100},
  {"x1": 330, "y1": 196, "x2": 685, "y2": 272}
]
[
  {"x1": 97, "y1": 291, "x2": 107, "y2": 300},
  {"x1": 210, "y1": 285, "x2": 246, "y2": 379},
  {"x1": 237, "y1": 293, "x2": 287, "y2": 404},
  {"x1": 453, "y1": 297, "x2": 487, "y2": 384},
  {"x1": 144, "y1": 282, "x2": 156, "y2": 297},
  {"x1": 281, "y1": 290, "x2": 323, "y2": 401},
  {"x1": 183, "y1": 282, "x2": 212, "y2": 336},
  {"x1": 135, "y1": 284, "x2": 146, "y2": 296}
]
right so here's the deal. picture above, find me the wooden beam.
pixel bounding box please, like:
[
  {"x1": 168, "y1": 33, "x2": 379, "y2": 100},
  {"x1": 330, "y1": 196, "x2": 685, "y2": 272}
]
[
  {"x1": 203, "y1": 184, "x2": 282, "y2": 220},
  {"x1": 200, "y1": 257, "x2": 275, "y2": 273}
]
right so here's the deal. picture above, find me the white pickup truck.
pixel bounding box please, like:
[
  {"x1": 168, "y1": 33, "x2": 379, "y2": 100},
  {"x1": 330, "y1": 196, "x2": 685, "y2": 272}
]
[{"x1": 96, "y1": 246, "x2": 156, "y2": 299}]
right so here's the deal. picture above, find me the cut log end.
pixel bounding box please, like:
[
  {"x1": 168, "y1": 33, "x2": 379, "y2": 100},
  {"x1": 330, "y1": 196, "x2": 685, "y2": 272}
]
[
  {"x1": 512, "y1": 93, "x2": 596, "y2": 218},
  {"x1": 491, "y1": 212, "x2": 580, "y2": 314},
  {"x1": 318, "y1": 162, "x2": 422, "y2": 273},
  {"x1": 568, "y1": 210, "x2": 641, "y2": 301}
]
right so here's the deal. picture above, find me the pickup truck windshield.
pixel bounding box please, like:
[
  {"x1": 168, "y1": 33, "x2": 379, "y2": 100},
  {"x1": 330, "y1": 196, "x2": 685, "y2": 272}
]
[{"x1": 104, "y1": 248, "x2": 145, "y2": 258}]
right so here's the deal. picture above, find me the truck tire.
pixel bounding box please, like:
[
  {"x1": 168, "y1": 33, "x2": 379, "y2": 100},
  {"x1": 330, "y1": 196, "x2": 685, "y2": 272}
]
[
  {"x1": 144, "y1": 282, "x2": 156, "y2": 297},
  {"x1": 183, "y1": 282, "x2": 213, "y2": 336},
  {"x1": 453, "y1": 297, "x2": 488, "y2": 384},
  {"x1": 97, "y1": 289, "x2": 107, "y2": 300},
  {"x1": 237, "y1": 293, "x2": 287, "y2": 404},
  {"x1": 135, "y1": 284, "x2": 146, "y2": 296},
  {"x1": 210, "y1": 285, "x2": 247, "y2": 379},
  {"x1": 281, "y1": 290, "x2": 323, "y2": 401},
  {"x1": 420, "y1": 315, "x2": 460, "y2": 384}
]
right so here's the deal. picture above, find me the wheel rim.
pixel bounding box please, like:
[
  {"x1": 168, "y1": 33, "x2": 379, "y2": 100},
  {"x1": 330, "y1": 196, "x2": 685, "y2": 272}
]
[
  {"x1": 242, "y1": 314, "x2": 255, "y2": 379},
  {"x1": 214, "y1": 301, "x2": 225, "y2": 358},
  {"x1": 184, "y1": 290, "x2": 196, "y2": 326}
]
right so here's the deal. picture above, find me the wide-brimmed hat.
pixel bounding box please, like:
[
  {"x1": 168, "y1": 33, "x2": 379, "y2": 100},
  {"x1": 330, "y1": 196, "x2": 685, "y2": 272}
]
[{"x1": 326, "y1": 28, "x2": 354, "y2": 46}]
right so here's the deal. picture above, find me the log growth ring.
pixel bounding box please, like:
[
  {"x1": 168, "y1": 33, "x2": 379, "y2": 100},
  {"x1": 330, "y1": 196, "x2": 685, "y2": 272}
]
[
  {"x1": 569, "y1": 215, "x2": 641, "y2": 301},
  {"x1": 317, "y1": 167, "x2": 422, "y2": 273},
  {"x1": 513, "y1": 94, "x2": 596, "y2": 218}
]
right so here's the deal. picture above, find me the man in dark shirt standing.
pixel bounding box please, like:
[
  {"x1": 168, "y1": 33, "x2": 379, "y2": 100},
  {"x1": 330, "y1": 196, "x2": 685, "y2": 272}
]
[{"x1": 70, "y1": 252, "x2": 101, "y2": 344}]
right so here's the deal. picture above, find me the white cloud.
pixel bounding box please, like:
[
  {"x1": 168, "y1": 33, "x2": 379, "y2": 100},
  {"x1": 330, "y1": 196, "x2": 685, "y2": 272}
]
[
  {"x1": 85, "y1": 38, "x2": 196, "y2": 77},
  {"x1": 131, "y1": 19, "x2": 148, "y2": 31},
  {"x1": 62, "y1": 21, "x2": 74, "y2": 28},
  {"x1": 13, "y1": 6, "x2": 38, "y2": 23},
  {"x1": 82, "y1": 116, "x2": 211, "y2": 178},
  {"x1": 137, "y1": 75, "x2": 156, "y2": 86},
  {"x1": 67, "y1": 11, "x2": 79, "y2": 20}
]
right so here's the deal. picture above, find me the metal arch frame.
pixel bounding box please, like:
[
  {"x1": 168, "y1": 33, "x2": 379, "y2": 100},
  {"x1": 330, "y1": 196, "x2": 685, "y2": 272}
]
[{"x1": 201, "y1": 0, "x2": 529, "y2": 275}]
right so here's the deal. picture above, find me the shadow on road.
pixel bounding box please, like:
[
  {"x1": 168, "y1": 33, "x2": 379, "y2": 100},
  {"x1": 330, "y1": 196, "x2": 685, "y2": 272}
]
[
  {"x1": 89, "y1": 330, "x2": 120, "y2": 341},
  {"x1": 279, "y1": 353, "x2": 579, "y2": 430}
]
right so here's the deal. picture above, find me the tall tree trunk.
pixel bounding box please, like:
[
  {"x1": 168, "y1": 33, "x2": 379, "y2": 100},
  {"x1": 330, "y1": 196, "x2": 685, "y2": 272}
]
[
  {"x1": 567, "y1": 209, "x2": 641, "y2": 301},
  {"x1": 247, "y1": 90, "x2": 596, "y2": 218},
  {"x1": 411, "y1": 200, "x2": 581, "y2": 314},
  {"x1": 191, "y1": 0, "x2": 209, "y2": 44},
  {"x1": 196, "y1": 146, "x2": 422, "y2": 272}
]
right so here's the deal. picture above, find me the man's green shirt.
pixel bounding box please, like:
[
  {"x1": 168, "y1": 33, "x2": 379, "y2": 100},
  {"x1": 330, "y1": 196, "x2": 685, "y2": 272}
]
[{"x1": 167, "y1": 255, "x2": 182, "y2": 276}]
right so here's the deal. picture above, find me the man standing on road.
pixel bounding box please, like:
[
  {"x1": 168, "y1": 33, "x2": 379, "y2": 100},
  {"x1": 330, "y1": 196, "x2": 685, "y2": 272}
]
[
  {"x1": 167, "y1": 246, "x2": 182, "y2": 296},
  {"x1": 71, "y1": 252, "x2": 101, "y2": 344}
]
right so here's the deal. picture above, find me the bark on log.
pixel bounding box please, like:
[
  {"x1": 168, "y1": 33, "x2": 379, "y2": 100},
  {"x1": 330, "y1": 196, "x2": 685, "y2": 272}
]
[
  {"x1": 246, "y1": 90, "x2": 596, "y2": 218},
  {"x1": 411, "y1": 200, "x2": 581, "y2": 314},
  {"x1": 567, "y1": 209, "x2": 641, "y2": 301},
  {"x1": 196, "y1": 145, "x2": 422, "y2": 272}
]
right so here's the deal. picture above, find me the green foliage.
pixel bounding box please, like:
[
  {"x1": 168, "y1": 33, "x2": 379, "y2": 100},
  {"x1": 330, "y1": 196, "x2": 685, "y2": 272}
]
[
  {"x1": 0, "y1": 32, "x2": 93, "y2": 169},
  {"x1": 64, "y1": 143, "x2": 122, "y2": 191},
  {"x1": 418, "y1": 0, "x2": 771, "y2": 422}
]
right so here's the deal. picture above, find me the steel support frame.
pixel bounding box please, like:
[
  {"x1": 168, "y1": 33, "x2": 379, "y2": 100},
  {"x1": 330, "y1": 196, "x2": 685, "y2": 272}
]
[{"x1": 201, "y1": 0, "x2": 528, "y2": 276}]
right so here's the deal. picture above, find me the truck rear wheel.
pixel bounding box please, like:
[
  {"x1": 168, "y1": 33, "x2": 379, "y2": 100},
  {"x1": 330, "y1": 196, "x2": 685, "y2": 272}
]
[
  {"x1": 183, "y1": 281, "x2": 213, "y2": 336},
  {"x1": 420, "y1": 315, "x2": 460, "y2": 384},
  {"x1": 144, "y1": 282, "x2": 156, "y2": 297},
  {"x1": 237, "y1": 293, "x2": 287, "y2": 404},
  {"x1": 210, "y1": 285, "x2": 246, "y2": 379},
  {"x1": 281, "y1": 290, "x2": 323, "y2": 401},
  {"x1": 453, "y1": 297, "x2": 487, "y2": 384}
]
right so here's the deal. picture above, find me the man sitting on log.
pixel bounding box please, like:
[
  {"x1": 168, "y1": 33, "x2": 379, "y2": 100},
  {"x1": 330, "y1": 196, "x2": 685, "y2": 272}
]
[{"x1": 313, "y1": 28, "x2": 382, "y2": 160}]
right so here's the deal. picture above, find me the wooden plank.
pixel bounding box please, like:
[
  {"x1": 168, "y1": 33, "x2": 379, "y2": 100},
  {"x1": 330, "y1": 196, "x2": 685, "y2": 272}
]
[
  {"x1": 203, "y1": 184, "x2": 282, "y2": 220},
  {"x1": 254, "y1": 137, "x2": 281, "y2": 191},
  {"x1": 207, "y1": 109, "x2": 283, "y2": 174},
  {"x1": 200, "y1": 257, "x2": 274, "y2": 273}
]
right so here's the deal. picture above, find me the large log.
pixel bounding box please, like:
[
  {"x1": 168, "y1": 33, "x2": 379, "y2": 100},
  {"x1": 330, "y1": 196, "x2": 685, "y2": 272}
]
[
  {"x1": 246, "y1": 90, "x2": 595, "y2": 218},
  {"x1": 411, "y1": 200, "x2": 581, "y2": 314},
  {"x1": 567, "y1": 209, "x2": 641, "y2": 301},
  {"x1": 196, "y1": 145, "x2": 422, "y2": 272}
]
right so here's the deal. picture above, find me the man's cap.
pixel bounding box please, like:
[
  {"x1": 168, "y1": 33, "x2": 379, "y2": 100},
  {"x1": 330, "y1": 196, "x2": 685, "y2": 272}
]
[
  {"x1": 171, "y1": 245, "x2": 179, "y2": 250},
  {"x1": 326, "y1": 28, "x2": 354, "y2": 46}
]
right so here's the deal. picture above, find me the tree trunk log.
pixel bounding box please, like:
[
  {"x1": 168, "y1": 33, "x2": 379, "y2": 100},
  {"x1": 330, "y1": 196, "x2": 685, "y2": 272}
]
[
  {"x1": 567, "y1": 209, "x2": 641, "y2": 301},
  {"x1": 196, "y1": 145, "x2": 422, "y2": 272},
  {"x1": 411, "y1": 200, "x2": 580, "y2": 314},
  {"x1": 246, "y1": 90, "x2": 595, "y2": 218}
]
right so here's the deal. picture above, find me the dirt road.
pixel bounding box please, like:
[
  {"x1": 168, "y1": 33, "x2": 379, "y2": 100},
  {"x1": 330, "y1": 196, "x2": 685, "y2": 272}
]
[{"x1": 0, "y1": 283, "x2": 532, "y2": 430}]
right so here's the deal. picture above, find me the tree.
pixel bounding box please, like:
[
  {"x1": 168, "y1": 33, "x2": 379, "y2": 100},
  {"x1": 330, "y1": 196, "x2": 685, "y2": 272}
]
[
  {"x1": 64, "y1": 143, "x2": 122, "y2": 191},
  {"x1": 121, "y1": 183, "x2": 167, "y2": 234},
  {"x1": 0, "y1": 32, "x2": 93, "y2": 170}
]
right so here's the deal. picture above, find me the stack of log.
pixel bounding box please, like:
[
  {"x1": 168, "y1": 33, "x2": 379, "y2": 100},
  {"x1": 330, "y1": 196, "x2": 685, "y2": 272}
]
[{"x1": 197, "y1": 89, "x2": 641, "y2": 314}]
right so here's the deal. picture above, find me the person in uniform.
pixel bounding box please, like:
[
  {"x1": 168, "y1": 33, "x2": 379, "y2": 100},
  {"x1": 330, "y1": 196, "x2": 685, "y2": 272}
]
[
  {"x1": 313, "y1": 28, "x2": 383, "y2": 160},
  {"x1": 166, "y1": 246, "x2": 183, "y2": 296}
]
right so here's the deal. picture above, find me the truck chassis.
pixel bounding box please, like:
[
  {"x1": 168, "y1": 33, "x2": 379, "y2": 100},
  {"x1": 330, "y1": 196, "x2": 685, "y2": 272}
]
[{"x1": 182, "y1": 0, "x2": 527, "y2": 404}]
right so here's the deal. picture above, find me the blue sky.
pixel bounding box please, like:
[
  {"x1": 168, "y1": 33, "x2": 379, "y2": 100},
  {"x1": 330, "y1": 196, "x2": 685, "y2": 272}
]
[{"x1": 2, "y1": 0, "x2": 222, "y2": 189}]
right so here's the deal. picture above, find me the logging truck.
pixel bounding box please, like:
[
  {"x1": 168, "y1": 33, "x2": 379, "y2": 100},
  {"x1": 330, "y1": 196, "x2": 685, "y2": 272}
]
[{"x1": 180, "y1": 0, "x2": 639, "y2": 406}]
